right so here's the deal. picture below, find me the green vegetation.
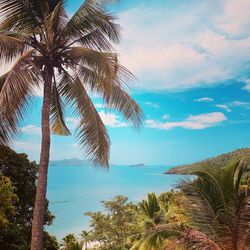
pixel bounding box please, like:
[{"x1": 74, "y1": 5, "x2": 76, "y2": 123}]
[
  {"x1": 166, "y1": 148, "x2": 250, "y2": 174},
  {"x1": 0, "y1": 146, "x2": 250, "y2": 249},
  {"x1": 0, "y1": 174, "x2": 17, "y2": 228},
  {"x1": 71, "y1": 191, "x2": 186, "y2": 250},
  {"x1": 61, "y1": 234, "x2": 83, "y2": 250},
  {"x1": 76, "y1": 160, "x2": 249, "y2": 250},
  {"x1": 85, "y1": 195, "x2": 138, "y2": 249},
  {"x1": 0, "y1": 146, "x2": 58, "y2": 250},
  {"x1": 131, "y1": 192, "x2": 186, "y2": 250},
  {"x1": 180, "y1": 160, "x2": 250, "y2": 249}
]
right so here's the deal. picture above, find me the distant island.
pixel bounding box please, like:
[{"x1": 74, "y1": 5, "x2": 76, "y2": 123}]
[
  {"x1": 50, "y1": 158, "x2": 92, "y2": 166},
  {"x1": 165, "y1": 148, "x2": 250, "y2": 175},
  {"x1": 50, "y1": 158, "x2": 118, "y2": 167},
  {"x1": 130, "y1": 164, "x2": 145, "y2": 167}
]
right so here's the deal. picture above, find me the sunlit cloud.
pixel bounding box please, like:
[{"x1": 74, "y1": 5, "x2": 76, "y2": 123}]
[
  {"x1": 98, "y1": 111, "x2": 128, "y2": 128},
  {"x1": 145, "y1": 112, "x2": 227, "y2": 130},
  {"x1": 117, "y1": 0, "x2": 250, "y2": 91},
  {"x1": 194, "y1": 97, "x2": 214, "y2": 102},
  {"x1": 21, "y1": 125, "x2": 41, "y2": 135},
  {"x1": 66, "y1": 111, "x2": 128, "y2": 129},
  {"x1": 231, "y1": 101, "x2": 250, "y2": 109},
  {"x1": 215, "y1": 104, "x2": 232, "y2": 112},
  {"x1": 242, "y1": 79, "x2": 250, "y2": 91},
  {"x1": 162, "y1": 114, "x2": 170, "y2": 120},
  {"x1": 144, "y1": 102, "x2": 160, "y2": 109}
]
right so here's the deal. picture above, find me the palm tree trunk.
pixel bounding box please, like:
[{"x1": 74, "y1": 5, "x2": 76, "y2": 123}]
[{"x1": 31, "y1": 67, "x2": 52, "y2": 250}]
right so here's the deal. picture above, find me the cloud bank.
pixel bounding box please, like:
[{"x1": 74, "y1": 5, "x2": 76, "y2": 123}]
[{"x1": 117, "y1": 0, "x2": 250, "y2": 91}]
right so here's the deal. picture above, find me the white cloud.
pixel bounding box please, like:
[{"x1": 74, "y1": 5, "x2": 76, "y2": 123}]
[
  {"x1": 194, "y1": 97, "x2": 214, "y2": 102},
  {"x1": 117, "y1": 1, "x2": 250, "y2": 91},
  {"x1": 98, "y1": 111, "x2": 128, "y2": 128},
  {"x1": 231, "y1": 101, "x2": 250, "y2": 109},
  {"x1": 213, "y1": 0, "x2": 250, "y2": 38},
  {"x1": 215, "y1": 104, "x2": 232, "y2": 112},
  {"x1": 67, "y1": 112, "x2": 127, "y2": 128},
  {"x1": 144, "y1": 102, "x2": 160, "y2": 109},
  {"x1": 145, "y1": 112, "x2": 227, "y2": 130},
  {"x1": 162, "y1": 114, "x2": 170, "y2": 120},
  {"x1": 242, "y1": 79, "x2": 250, "y2": 91},
  {"x1": 21, "y1": 125, "x2": 41, "y2": 135}
]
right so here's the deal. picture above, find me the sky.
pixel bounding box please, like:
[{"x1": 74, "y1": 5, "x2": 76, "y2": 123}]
[{"x1": 13, "y1": 0, "x2": 250, "y2": 165}]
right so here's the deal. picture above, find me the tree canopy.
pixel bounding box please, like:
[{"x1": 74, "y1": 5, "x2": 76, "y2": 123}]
[{"x1": 0, "y1": 146, "x2": 58, "y2": 249}]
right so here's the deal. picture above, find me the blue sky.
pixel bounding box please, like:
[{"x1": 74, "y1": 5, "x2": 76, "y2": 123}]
[{"x1": 14, "y1": 0, "x2": 250, "y2": 165}]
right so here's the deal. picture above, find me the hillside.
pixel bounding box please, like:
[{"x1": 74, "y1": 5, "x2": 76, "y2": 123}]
[{"x1": 165, "y1": 148, "x2": 250, "y2": 174}]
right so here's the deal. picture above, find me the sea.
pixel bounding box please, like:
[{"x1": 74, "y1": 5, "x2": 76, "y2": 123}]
[{"x1": 46, "y1": 165, "x2": 181, "y2": 239}]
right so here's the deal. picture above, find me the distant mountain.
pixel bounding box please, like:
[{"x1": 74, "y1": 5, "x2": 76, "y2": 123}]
[
  {"x1": 50, "y1": 158, "x2": 118, "y2": 167},
  {"x1": 50, "y1": 158, "x2": 92, "y2": 166},
  {"x1": 130, "y1": 164, "x2": 145, "y2": 167},
  {"x1": 165, "y1": 148, "x2": 250, "y2": 174}
]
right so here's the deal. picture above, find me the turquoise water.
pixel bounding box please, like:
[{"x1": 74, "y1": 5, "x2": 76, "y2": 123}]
[{"x1": 46, "y1": 165, "x2": 181, "y2": 239}]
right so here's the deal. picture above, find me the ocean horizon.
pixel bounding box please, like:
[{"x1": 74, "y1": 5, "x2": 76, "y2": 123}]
[{"x1": 46, "y1": 165, "x2": 181, "y2": 239}]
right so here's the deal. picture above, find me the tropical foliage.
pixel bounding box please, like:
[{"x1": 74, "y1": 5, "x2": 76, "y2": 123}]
[
  {"x1": 81, "y1": 160, "x2": 250, "y2": 250},
  {"x1": 180, "y1": 160, "x2": 250, "y2": 249},
  {"x1": 167, "y1": 148, "x2": 250, "y2": 174},
  {"x1": 131, "y1": 192, "x2": 186, "y2": 250},
  {"x1": 61, "y1": 234, "x2": 83, "y2": 250},
  {"x1": 85, "y1": 195, "x2": 139, "y2": 249},
  {"x1": 0, "y1": 146, "x2": 57, "y2": 250},
  {"x1": 81, "y1": 230, "x2": 92, "y2": 250},
  {"x1": 0, "y1": 174, "x2": 17, "y2": 228},
  {"x1": 83, "y1": 192, "x2": 186, "y2": 250}
]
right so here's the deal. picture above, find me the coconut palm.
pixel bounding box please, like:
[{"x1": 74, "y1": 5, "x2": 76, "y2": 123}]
[
  {"x1": 81, "y1": 230, "x2": 92, "y2": 250},
  {"x1": 131, "y1": 193, "x2": 183, "y2": 250},
  {"x1": 0, "y1": 0, "x2": 143, "y2": 249},
  {"x1": 180, "y1": 160, "x2": 250, "y2": 249},
  {"x1": 61, "y1": 234, "x2": 83, "y2": 250}
]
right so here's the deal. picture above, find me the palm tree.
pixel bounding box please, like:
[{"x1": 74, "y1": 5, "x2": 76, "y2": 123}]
[
  {"x1": 0, "y1": 1, "x2": 143, "y2": 249},
  {"x1": 61, "y1": 234, "x2": 83, "y2": 250},
  {"x1": 131, "y1": 193, "x2": 183, "y2": 250},
  {"x1": 81, "y1": 230, "x2": 92, "y2": 250},
  {"x1": 180, "y1": 160, "x2": 250, "y2": 249}
]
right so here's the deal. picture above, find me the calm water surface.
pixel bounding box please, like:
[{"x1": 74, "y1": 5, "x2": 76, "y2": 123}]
[{"x1": 46, "y1": 165, "x2": 180, "y2": 239}]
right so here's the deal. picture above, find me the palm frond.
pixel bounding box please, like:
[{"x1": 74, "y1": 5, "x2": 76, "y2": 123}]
[
  {"x1": 69, "y1": 47, "x2": 119, "y2": 88},
  {"x1": 61, "y1": 0, "x2": 120, "y2": 43},
  {"x1": 0, "y1": 50, "x2": 40, "y2": 144},
  {"x1": 178, "y1": 177, "x2": 224, "y2": 240},
  {"x1": 44, "y1": 0, "x2": 67, "y2": 42},
  {"x1": 0, "y1": 0, "x2": 42, "y2": 33},
  {"x1": 184, "y1": 229, "x2": 221, "y2": 250},
  {"x1": 59, "y1": 71, "x2": 110, "y2": 166},
  {"x1": 235, "y1": 196, "x2": 250, "y2": 248},
  {"x1": 50, "y1": 84, "x2": 71, "y2": 136},
  {"x1": 75, "y1": 62, "x2": 143, "y2": 129},
  {"x1": 0, "y1": 72, "x2": 9, "y2": 92},
  {"x1": 105, "y1": 83, "x2": 143, "y2": 129},
  {"x1": 132, "y1": 227, "x2": 182, "y2": 250},
  {"x1": 70, "y1": 28, "x2": 115, "y2": 51},
  {"x1": 0, "y1": 34, "x2": 26, "y2": 63},
  {"x1": 180, "y1": 161, "x2": 250, "y2": 249}
]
